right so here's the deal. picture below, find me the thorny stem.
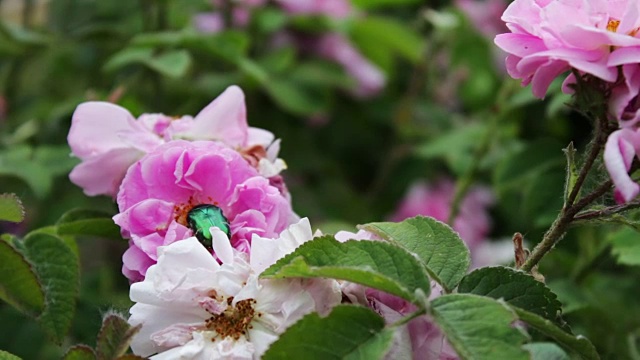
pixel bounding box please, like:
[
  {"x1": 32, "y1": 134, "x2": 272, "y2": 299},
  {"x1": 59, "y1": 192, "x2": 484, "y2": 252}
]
[
  {"x1": 565, "y1": 115, "x2": 608, "y2": 207},
  {"x1": 521, "y1": 113, "x2": 612, "y2": 272},
  {"x1": 573, "y1": 199, "x2": 640, "y2": 221}
]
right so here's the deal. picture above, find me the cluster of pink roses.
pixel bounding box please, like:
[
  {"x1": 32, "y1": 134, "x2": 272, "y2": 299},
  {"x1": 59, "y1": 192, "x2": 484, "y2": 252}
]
[
  {"x1": 67, "y1": 86, "x2": 501, "y2": 358},
  {"x1": 495, "y1": 0, "x2": 640, "y2": 202},
  {"x1": 194, "y1": 0, "x2": 385, "y2": 98}
]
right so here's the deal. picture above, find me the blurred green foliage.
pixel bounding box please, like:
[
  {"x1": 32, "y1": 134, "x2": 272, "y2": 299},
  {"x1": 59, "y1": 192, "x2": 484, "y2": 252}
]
[{"x1": 1, "y1": 0, "x2": 640, "y2": 359}]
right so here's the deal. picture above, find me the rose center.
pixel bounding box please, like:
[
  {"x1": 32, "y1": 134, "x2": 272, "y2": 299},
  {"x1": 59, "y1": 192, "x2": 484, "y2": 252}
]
[
  {"x1": 607, "y1": 18, "x2": 621, "y2": 33},
  {"x1": 205, "y1": 297, "x2": 258, "y2": 340}
]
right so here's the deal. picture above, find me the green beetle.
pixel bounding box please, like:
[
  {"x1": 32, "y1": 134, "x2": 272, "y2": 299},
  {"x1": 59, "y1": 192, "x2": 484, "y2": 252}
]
[{"x1": 186, "y1": 204, "x2": 231, "y2": 248}]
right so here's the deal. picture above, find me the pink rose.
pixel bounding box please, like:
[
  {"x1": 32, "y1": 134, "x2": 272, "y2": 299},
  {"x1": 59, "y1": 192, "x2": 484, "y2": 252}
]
[
  {"x1": 114, "y1": 140, "x2": 293, "y2": 282},
  {"x1": 275, "y1": 0, "x2": 352, "y2": 19},
  {"x1": 494, "y1": 0, "x2": 640, "y2": 98},
  {"x1": 68, "y1": 85, "x2": 281, "y2": 197}
]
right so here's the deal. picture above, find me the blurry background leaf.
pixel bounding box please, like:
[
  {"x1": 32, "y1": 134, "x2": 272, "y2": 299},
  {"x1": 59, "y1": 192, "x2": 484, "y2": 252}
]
[
  {"x1": 609, "y1": 227, "x2": 640, "y2": 266},
  {"x1": 0, "y1": 193, "x2": 25, "y2": 223}
]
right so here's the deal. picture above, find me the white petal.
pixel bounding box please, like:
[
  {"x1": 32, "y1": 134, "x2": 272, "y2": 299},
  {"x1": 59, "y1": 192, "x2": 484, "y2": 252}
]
[
  {"x1": 210, "y1": 227, "x2": 234, "y2": 265},
  {"x1": 250, "y1": 218, "x2": 313, "y2": 274}
]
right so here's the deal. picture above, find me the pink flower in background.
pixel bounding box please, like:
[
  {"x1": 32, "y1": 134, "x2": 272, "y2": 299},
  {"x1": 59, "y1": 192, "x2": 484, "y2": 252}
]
[
  {"x1": 114, "y1": 140, "x2": 293, "y2": 282},
  {"x1": 456, "y1": 0, "x2": 507, "y2": 39},
  {"x1": 193, "y1": 0, "x2": 267, "y2": 33},
  {"x1": 604, "y1": 128, "x2": 640, "y2": 203},
  {"x1": 315, "y1": 33, "x2": 386, "y2": 98},
  {"x1": 389, "y1": 179, "x2": 512, "y2": 268},
  {"x1": 494, "y1": 0, "x2": 640, "y2": 98},
  {"x1": 275, "y1": 0, "x2": 352, "y2": 18},
  {"x1": 129, "y1": 222, "x2": 340, "y2": 359},
  {"x1": 68, "y1": 86, "x2": 284, "y2": 197}
]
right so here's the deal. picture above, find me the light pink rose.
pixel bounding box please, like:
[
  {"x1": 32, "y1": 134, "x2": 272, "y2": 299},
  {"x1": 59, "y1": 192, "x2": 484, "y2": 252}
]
[
  {"x1": 114, "y1": 140, "x2": 293, "y2": 282},
  {"x1": 604, "y1": 128, "x2": 640, "y2": 203},
  {"x1": 494, "y1": 0, "x2": 640, "y2": 98},
  {"x1": 129, "y1": 230, "x2": 339, "y2": 359},
  {"x1": 275, "y1": 0, "x2": 352, "y2": 19},
  {"x1": 68, "y1": 85, "x2": 281, "y2": 197}
]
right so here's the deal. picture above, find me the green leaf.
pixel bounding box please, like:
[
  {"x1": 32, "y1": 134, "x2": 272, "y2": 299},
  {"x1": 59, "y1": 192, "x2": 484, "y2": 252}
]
[
  {"x1": 414, "y1": 123, "x2": 486, "y2": 159},
  {"x1": 0, "y1": 350, "x2": 22, "y2": 360},
  {"x1": 104, "y1": 48, "x2": 191, "y2": 78},
  {"x1": 526, "y1": 170, "x2": 565, "y2": 228},
  {"x1": 62, "y1": 345, "x2": 96, "y2": 360},
  {"x1": 430, "y1": 294, "x2": 530, "y2": 360},
  {"x1": 523, "y1": 343, "x2": 570, "y2": 360},
  {"x1": 145, "y1": 50, "x2": 192, "y2": 79},
  {"x1": 33, "y1": 146, "x2": 78, "y2": 176},
  {"x1": 0, "y1": 241, "x2": 45, "y2": 317},
  {"x1": 493, "y1": 139, "x2": 565, "y2": 192},
  {"x1": 56, "y1": 209, "x2": 121, "y2": 240},
  {"x1": 0, "y1": 193, "x2": 25, "y2": 223},
  {"x1": 96, "y1": 314, "x2": 142, "y2": 360},
  {"x1": 263, "y1": 79, "x2": 328, "y2": 116},
  {"x1": 130, "y1": 31, "x2": 187, "y2": 47},
  {"x1": 254, "y1": 8, "x2": 288, "y2": 34},
  {"x1": 22, "y1": 233, "x2": 79, "y2": 344},
  {"x1": 360, "y1": 216, "x2": 470, "y2": 291},
  {"x1": 0, "y1": 146, "x2": 55, "y2": 198},
  {"x1": 458, "y1": 266, "x2": 562, "y2": 322},
  {"x1": 238, "y1": 58, "x2": 270, "y2": 84},
  {"x1": 103, "y1": 47, "x2": 154, "y2": 73},
  {"x1": 350, "y1": 16, "x2": 423, "y2": 64},
  {"x1": 263, "y1": 305, "x2": 393, "y2": 360},
  {"x1": 609, "y1": 227, "x2": 640, "y2": 266},
  {"x1": 514, "y1": 308, "x2": 599, "y2": 360},
  {"x1": 258, "y1": 47, "x2": 296, "y2": 74},
  {"x1": 261, "y1": 236, "x2": 432, "y2": 304},
  {"x1": 290, "y1": 61, "x2": 355, "y2": 88}
]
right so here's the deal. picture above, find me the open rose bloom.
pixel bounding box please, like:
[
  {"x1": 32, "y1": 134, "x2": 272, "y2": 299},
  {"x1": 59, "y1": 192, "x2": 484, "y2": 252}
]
[
  {"x1": 495, "y1": 0, "x2": 640, "y2": 202},
  {"x1": 114, "y1": 140, "x2": 293, "y2": 282},
  {"x1": 495, "y1": 0, "x2": 640, "y2": 98},
  {"x1": 129, "y1": 219, "x2": 341, "y2": 359}
]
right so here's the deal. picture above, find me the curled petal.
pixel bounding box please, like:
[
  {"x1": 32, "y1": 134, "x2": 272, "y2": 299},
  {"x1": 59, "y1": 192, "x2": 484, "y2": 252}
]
[
  {"x1": 177, "y1": 86, "x2": 248, "y2": 147},
  {"x1": 604, "y1": 129, "x2": 640, "y2": 203},
  {"x1": 69, "y1": 148, "x2": 143, "y2": 197}
]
